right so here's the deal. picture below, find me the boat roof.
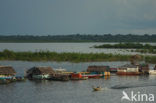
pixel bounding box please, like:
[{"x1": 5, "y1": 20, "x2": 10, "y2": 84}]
[{"x1": 119, "y1": 64, "x2": 138, "y2": 68}]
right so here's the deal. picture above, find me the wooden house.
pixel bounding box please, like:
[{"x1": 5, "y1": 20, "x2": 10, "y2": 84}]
[
  {"x1": 26, "y1": 66, "x2": 55, "y2": 79},
  {"x1": 0, "y1": 66, "x2": 16, "y2": 79}
]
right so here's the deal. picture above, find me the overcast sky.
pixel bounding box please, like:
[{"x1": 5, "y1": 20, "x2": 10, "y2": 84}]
[{"x1": 0, "y1": 0, "x2": 156, "y2": 35}]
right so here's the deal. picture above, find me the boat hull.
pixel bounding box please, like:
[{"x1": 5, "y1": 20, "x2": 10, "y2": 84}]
[
  {"x1": 93, "y1": 87, "x2": 103, "y2": 91},
  {"x1": 149, "y1": 70, "x2": 156, "y2": 75},
  {"x1": 82, "y1": 74, "x2": 103, "y2": 78},
  {"x1": 117, "y1": 72, "x2": 140, "y2": 75}
]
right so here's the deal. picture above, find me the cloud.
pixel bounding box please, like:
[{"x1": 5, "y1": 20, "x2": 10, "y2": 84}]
[{"x1": 0, "y1": 0, "x2": 156, "y2": 35}]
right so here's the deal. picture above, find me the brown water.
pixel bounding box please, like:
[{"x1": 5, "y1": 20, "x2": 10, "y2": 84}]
[{"x1": 0, "y1": 61, "x2": 156, "y2": 103}]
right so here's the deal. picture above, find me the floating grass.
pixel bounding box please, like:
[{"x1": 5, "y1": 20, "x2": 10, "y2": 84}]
[{"x1": 0, "y1": 49, "x2": 155, "y2": 63}]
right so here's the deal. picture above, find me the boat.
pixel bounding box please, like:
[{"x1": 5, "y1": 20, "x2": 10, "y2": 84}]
[
  {"x1": 71, "y1": 73, "x2": 88, "y2": 80},
  {"x1": 149, "y1": 70, "x2": 156, "y2": 75},
  {"x1": 117, "y1": 72, "x2": 140, "y2": 75},
  {"x1": 15, "y1": 76, "x2": 26, "y2": 81},
  {"x1": 92, "y1": 86, "x2": 103, "y2": 91},
  {"x1": 117, "y1": 64, "x2": 141, "y2": 76},
  {"x1": 82, "y1": 74, "x2": 103, "y2": 78}
]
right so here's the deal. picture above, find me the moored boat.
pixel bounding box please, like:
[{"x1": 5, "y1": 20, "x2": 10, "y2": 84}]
[
  {"x1": 149, "y1": 70, "x2": 156, "y2": 75},
  {"x1": 71, "y1": 73, "x2": 88, "y2": 80},
  {"x1": 82, "y1": 74, "x2": 103, "y2": 78},
  {"x1": 117, "y1": 72, "x2": 140, "y2": 75},
  {"x1": 117, "y1": 64, "x2": 140, "y2": 76},
  {"x1": 15, "y1": 76, "x2": 26, "y2": 81}
]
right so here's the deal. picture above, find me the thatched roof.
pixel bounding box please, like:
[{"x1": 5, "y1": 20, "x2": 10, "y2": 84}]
[
  {"x1": 87, "y1": 66, "x2": 110, "y2": 72},
  {"x1": 27, "y1": 66, "x2": 55, "y2": 75},
  {"x1": 0, "y1": 66, "x2": 16, "y2": 75}
]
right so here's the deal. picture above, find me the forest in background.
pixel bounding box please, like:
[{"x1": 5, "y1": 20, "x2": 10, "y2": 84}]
[{"x1": 0, "y1": 34, "x2": 156, "y2": 42}]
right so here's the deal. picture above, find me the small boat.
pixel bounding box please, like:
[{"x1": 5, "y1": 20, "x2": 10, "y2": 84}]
[
  {"x1": 15, "y1": 76, "x2": 26, "y2": 81},
  {"x1": 92, "y1": 86, "x2": 103, "y2": 91}
]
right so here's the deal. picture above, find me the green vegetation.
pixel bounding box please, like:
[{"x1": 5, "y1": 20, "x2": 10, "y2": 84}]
[
  {"x1": 0, "y1": 49, "x2": 156, "y2": 63},
  {"x1": 94, "y1": 42, "x2": 156, "y2": 54},
  {"x1": 0, "y1": 34, "x2": 156, "y2": 42},
  {"x1": 94, "y1": 42, "x2": 156, "y2": 49},
  {"x1": 145, "y1": 56, "x2": 156, "y2": 63}
]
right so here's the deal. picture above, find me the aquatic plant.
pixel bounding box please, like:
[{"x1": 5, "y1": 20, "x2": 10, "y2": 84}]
[
  {"x1": 94, "y1": 42, "x2": 156, "y2": 49},
  {"x1": 0, "y1": 49, "x2": 155, "y2": 63}
]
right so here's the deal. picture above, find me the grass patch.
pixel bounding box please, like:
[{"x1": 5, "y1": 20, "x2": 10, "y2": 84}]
[{"x1": 0, "y1": 49, "x2": 155, "y2": 63}]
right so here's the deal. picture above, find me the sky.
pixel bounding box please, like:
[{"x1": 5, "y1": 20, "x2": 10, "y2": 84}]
[{"x1": 0, "y1": 0, "x2": 156, "y2": 35}]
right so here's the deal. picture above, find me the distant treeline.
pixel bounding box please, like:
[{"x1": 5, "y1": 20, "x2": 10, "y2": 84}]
[
  {"x1": 0, "y1": 34, "x2": 156, "y2": 42},
  {"x1": 0, "y1": 49, "x2": 156, "y2": 63},
  {"x1": 94, "y1": 43, "x2": 156, "y2": 49}
]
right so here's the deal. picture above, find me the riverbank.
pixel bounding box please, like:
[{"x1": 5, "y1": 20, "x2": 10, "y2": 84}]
[
  {"x1": 94, "y1": 43, "x2": 156, "y2": 54},
  {"x1": 0, "y1": 49, "x2": 156, "y2": 63}
]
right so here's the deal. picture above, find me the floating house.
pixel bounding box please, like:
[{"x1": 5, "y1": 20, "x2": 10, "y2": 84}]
[
  {"x1": 117, "y1": 64, "x2": 140, "y2": 75},
  {"x1": 83, "y1": 66, "x2": 110, "y2": 78},
  {"x1": 87, "y1": 66, "x2": 110, "y2": 74},
  {"x1": 26, "y1": 66, "x2": 55, "y2": 79},
  {"x1": 0, "y1": 66, "x2": 16, "y2": 79}
]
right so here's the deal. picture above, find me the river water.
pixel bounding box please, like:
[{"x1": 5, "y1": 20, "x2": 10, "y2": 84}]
[
  {"x1": 0, "y1": 43, "x2": 156, "y2": 103},
  {"x1": 0, "y1": 60, "x2": 156, "y2": 103},
  {"x1": 0, "y1": 43, "x2": 156, "y2": 55}
]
